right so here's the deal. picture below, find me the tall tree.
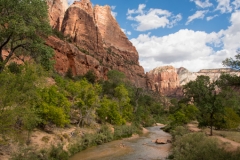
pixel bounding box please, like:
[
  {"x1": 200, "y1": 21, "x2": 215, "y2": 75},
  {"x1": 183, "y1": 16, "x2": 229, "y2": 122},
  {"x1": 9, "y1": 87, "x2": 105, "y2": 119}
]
[
  {"x1": 183, "y1": 76, "x2": 224, "y2": 136},
  {"x1": 0, "y1": 0, "x2": 53, "y2": 72}
]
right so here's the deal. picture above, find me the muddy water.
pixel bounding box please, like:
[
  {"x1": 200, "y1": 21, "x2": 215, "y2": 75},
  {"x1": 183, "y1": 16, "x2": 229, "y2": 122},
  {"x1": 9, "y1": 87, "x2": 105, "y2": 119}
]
[{"x1": 70, "y1": 126, "x2": 171, "y2": 160}]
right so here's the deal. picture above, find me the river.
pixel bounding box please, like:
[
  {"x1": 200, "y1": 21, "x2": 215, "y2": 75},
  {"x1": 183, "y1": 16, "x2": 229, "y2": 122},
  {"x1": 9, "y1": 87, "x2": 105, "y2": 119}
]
[{"x1": 69, "y1": 125, "x2": 172, "y2": 160}]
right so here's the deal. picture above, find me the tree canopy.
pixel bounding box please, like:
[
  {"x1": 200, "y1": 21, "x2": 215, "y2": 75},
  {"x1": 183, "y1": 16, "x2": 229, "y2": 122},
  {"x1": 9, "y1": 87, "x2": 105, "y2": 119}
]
[{"x1": 0, "y1": 0, "x2": 54, "y2": 72}]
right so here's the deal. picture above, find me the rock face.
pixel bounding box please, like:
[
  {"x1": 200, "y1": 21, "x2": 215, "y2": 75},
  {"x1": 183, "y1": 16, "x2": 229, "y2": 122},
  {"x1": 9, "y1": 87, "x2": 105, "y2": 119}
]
[
  {"x1": 46, "y1": 36, "x2": 108, "y2": 79},
  {"x1": 61, "y1": 0, "x2": 105, "y2": 54},
  {"x1": 177, "y1": 67, "x2": 240, "y2": 86},
  {"x1": 47, "y1": 0, "x2": 68, "y2": 30},
  {"x1": 46, "y1": 0, "x2": 146, "y2": 87},
  {"x1": 94, "y1": 5, "x2": 139, "y2": 62},
  {"x1": 148, "y1": 65, "x2": 240, "y2": 97},
  {"x1": 146, "y1": 66, "x2": 181, "y2": 96}
]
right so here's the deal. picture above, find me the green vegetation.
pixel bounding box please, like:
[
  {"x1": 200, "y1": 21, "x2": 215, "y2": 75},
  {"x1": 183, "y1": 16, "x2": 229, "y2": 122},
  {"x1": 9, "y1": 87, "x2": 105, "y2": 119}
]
[
  {"x1": 0, "y1": 0, "x2": 54, "y2": 71},
  {"x1": 182, "y1": 75, "x2": 240, "y2": 135},
  {"x1": 169, "y1": 126, "x2": 240, "y2": 160}
]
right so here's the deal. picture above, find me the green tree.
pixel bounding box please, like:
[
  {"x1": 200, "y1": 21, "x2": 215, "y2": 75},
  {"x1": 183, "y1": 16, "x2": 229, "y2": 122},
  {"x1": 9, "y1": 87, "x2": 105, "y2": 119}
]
[
  {"x1": 73, "y1": 79, "x2": 101, "y2": 127},
  {"x1": 114, "y1": 84, "x2": 133, "y2": 121},
  {"x1": 183, "y1": 76, "x2": 224, "y2": 136},
  {"x1": 37, "y1": 86, "x2": 71, "y2": 127},
  {"x1": 0, "y1": 64, "x2": 44, "y2": 143},
  {"x1": 0, "y1": 0, "x2": 54, "y2": 72},
  {"x1": 169, "y1": 104, "x2": 199, "y2": 126},
  {"x1": 97, "y1": 96, "x2": 123, "y2": 125}
]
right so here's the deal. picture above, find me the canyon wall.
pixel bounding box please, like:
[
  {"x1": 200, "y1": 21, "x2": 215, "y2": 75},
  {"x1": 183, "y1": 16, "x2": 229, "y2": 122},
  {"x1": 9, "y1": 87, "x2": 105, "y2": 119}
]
[
  {"x1": 47, "y1": 0, "x2": 68, "y2": 30},
  {"x1": 46, "y1": 0, "x2": 146, "y2": 87},
  {"x1": 146, "y1": 66, "x2": 181, "y2": 97},
  {"x1": 46, "y1": 0, "x2": 240, "y2": 96},
  {"x1": 148, "y1": 65, "x2": 240, "y2": 96}
]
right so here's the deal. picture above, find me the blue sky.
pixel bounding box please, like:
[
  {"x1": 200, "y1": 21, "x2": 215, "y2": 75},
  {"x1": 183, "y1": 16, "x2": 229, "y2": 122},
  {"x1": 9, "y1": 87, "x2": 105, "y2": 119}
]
[{"x1": 67, "y1": 0, "x2": 240, "y2": 72}]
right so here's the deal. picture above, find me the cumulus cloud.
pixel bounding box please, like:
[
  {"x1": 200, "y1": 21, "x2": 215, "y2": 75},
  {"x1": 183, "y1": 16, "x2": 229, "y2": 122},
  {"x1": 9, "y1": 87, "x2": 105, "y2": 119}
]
[
  {"x1": 186, "y1": 10, "x2": 208, "y2": 25},
  {"x1": 127, "y1": 4, "x2": 182, "y2": 31},
  {"x1": 190, "y1": 0, "x2": 213, "y2": 8},
  {"x1": 206, "y1": 14, "x2": 218, "y2": 21},
  {"x1": 111, "y1": 6, "x2": 117, "y2": 18},
  {"x1": 121, "y1": 28, "x2": 132, "y2": 36},
  {"x1": 216, "y1": 0, "x2": 232, "y2": 13},
  {"x1": 131, "y1": 11, "x2": 240, "y2": 72},
  {"x1": 232, "y1": 0, "x2": 240, "y2": 10}
]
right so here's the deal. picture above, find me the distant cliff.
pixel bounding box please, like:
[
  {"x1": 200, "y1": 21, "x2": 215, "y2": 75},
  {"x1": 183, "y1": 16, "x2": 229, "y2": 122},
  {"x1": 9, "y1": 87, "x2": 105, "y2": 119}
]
[{"x1": 148, "y1": 66, "x2": 240, "y2": 96}]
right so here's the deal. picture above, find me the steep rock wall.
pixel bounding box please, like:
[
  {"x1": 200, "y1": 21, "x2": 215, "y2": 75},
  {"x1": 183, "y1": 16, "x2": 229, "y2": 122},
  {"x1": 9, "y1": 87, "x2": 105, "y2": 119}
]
[
  {"x1": 147, "y1": 66, "x2": 181, "y2": 96},
  {"x1": 47, "y1": 0, "x2": 68, "y2": 30},
  {"x1": 46, "y1": 0, "x2": 146, "y2": 87},
  {"x1": 177, "y1": 67, "x2": 240, "y2": 86},
  {"x1": 148, "y1": 65, "x2": 240, "y2": 97}
]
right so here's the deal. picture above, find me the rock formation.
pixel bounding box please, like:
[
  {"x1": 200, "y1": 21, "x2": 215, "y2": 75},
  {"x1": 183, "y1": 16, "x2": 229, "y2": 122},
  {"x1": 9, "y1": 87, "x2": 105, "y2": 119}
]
[
  {"x1": 46, "y1": 0, "x2": 146, "y2": 87},
  {"x1": 146, "y1": 66, "x2": 181, "y2": 96},
  {"x1": 46, "y1": 36, "x2": 108, "y2": 79},
  {"x1": 177, "y1": 67, "x2": 240, "y2": 86},
  {"x1": 148, "y1": 65, "x2": 240, "y2": 97},
  {"x1": 47, "y1": 0, "x2": 68, "y2": 30}
]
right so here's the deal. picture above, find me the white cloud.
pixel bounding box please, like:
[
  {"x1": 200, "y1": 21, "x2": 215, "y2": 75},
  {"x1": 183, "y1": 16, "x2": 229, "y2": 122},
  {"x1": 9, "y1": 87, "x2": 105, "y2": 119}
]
[
  {"x1": 216, "y1": 0, "x2": 232, "y2": 13},
  {"x1": 111, "y1": 6, "x2": 117, "y2": 18},
  {"x1": 232, "y1": 0, "x2": 240, "y2": 10},
  {"x1": 186, "y1": 10, "x2": 208, "y2": 25},
  {"x1": 127, "y1": 4, "x2": 182, "y2": 31},
  {"x1": 206, "y1": 14, "x2": 218, "y2": 21},
  {"x1": 121, "y1": 28, "x2": 132, "y2": 36},
  {"x1": 190, "y1": 0, "x2": 213, "y2": 8},
  {"x1": 131, "y1": 11, "x2": 240, "y2": 72}
]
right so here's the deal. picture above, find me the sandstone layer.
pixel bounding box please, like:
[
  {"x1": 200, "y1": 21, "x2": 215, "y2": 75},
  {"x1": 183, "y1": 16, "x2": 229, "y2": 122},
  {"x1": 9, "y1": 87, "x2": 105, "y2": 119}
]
[
  {"x1": 146, "y1": 66, "x2": 181, "y2": 96},
  {"x1": 46, "y1": 36, "x2": 108, "y2": 79},
  {"x1": 148, "y1": 65, "x2": 240, "y2": 97},
  {"x1": 177, "y1": 67, "x2": 240, "y2": 86},
  {"x1": 47, "y1": 0, "x2": 146, "y2": 87},
  {"x1": 47, "y1": 0, "x2": 68, "y2": 30}
]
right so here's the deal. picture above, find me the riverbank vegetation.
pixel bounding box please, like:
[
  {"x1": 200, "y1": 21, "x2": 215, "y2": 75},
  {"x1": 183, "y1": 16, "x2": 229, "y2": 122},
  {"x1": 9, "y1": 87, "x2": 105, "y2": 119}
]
[
  {"x1": 0, "y1": 63, "x2": 167, "y2": 159},
  {"x1": 166, "y1": 52, "x2": 240, "y2": 159}
]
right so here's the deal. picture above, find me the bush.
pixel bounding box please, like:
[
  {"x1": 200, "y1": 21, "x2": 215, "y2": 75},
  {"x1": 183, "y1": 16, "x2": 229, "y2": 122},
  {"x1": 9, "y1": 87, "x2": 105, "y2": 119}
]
[
  {"x1": 170, "y1": 132, "x2": 240, "y2": 160},
  {"x1": 114, "y1": 124, "x2": 141, "y2": 139}
]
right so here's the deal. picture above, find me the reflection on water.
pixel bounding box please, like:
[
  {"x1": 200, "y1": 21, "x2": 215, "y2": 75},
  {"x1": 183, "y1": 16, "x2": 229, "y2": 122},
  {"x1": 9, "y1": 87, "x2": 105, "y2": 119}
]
[{"x1": 70, "y1": 126, "x2": 171, "y2": 160}]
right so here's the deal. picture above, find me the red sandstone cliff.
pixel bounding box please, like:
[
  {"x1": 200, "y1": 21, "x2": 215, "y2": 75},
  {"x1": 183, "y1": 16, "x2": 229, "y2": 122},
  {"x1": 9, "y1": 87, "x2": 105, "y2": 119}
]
[
  {"x1": 147, "y1": 65, "x2": 240, "y2": 97},
  {"x1": 46, "y1": 0, "x2": 146, "y2": 87},
  {"x1": 47, "y1": 0, "x2": 68, "y2": 30},
  {"x1": 147, "y1": 66, "x2": 181, "y2": 96}
]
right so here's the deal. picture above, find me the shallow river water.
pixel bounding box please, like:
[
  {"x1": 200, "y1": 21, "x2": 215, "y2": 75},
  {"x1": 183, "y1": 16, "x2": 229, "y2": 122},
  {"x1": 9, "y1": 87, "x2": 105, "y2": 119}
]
[{"x1": 69, "y1": 126, "x2": 172, "y2": 160}]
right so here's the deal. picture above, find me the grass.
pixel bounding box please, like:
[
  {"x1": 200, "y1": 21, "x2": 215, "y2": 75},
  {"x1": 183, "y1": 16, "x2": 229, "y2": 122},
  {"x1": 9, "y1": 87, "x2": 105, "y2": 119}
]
[{"x1": 209, "y1": 130, "x2": 240, "y2": 143}]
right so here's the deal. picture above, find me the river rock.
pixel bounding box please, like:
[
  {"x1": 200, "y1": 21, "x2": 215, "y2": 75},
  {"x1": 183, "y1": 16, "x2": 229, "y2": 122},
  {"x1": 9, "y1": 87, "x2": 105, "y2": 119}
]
[{"x1": 155, "y1": 138, "x2": 168, "y2": 144}]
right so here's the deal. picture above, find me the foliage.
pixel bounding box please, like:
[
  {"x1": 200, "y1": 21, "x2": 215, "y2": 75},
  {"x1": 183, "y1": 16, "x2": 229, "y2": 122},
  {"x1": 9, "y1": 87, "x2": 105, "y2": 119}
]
[
  {"x1": 214, "y1": 107, "x2": 240, "y2": 129},
  {"x1": 0, "y1": 65, "x2": 43, "y2": 142},
  {"x1": 113, "y1": 124, "x2": 141, "y2": 139},
  {"x1": 37, "y1": 86, "x2": 71, "y2": 127},
  {"x1": 0, "y1": 0, "x2": 54, "y2": 71},
  {"x1": 83, "y1": 70, "x2": 96, "y2": 84},
  {"x1": 64, "y1": 79, "x2": 101, "y2": 127},
  {"x1": 97, "y1": 96, "x2": 123, "y2": 125},
  {"x1": 170, "y1": 132, "x2": 240, "y2": 160},
  {"x1": 183, "y1": 75, "x2": 225, "y2": 135},
  {"x1": 11, "y1": 144, "x2": 69, "y2": 160}
]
